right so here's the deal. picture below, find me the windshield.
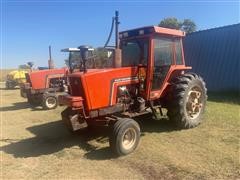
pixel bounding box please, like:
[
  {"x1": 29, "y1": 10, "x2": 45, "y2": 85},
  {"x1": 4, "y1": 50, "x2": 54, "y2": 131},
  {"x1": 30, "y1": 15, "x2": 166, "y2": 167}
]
[
  {"x1": 69, "y1": 51, "x2": 82, "y2": 70},
  {"x1": 121, "y1": 39, "x2": 149, "y2": 67}
]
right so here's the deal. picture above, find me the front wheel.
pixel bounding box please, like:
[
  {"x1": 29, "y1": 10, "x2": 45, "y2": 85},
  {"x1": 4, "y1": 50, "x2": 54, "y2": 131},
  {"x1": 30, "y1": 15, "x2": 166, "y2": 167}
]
[
  {"x1": 20, "y1": 88, "x2": 27, "y2": 98},
  {"x1": 42, "y1": 93, "x2": 58, "y2": 110},
  {"x1": 27, "y1": 94, "x2": 40, "y2": 105},
  {"x1": 109, "y1": 118, "x2": 140, "y2": 156},
  {"x1": 167, "y1": 73, "x2": 207, "y2": 129}
]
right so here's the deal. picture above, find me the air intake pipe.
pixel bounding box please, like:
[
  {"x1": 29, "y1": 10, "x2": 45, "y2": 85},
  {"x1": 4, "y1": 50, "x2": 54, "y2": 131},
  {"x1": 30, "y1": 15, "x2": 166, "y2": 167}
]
[
  {"x1": 113, "y1": 11, "x2": 122, "y2": 68},
  {"x1": 48, "y1": 46, "x2": 55, "y2": 69},
  {"x1": 104, "y1": 11, "x2": 122, "y2": 68}
]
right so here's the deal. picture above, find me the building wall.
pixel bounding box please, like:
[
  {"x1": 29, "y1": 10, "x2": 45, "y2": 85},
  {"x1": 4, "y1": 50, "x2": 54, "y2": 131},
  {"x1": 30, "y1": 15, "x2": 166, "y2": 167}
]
[{"x1": 183, "y1": 24, "x2": 240, "y2": 91}]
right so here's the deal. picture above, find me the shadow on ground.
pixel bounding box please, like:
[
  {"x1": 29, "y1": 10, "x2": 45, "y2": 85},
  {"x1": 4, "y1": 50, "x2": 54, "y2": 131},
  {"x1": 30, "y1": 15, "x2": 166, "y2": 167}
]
[
  {"x1": 0, "y1": 102, "x2": 31, "y2": 111},
  {"x1": 0, "y1": 87, "x2": 19, "y2": 90},
  {"x1": 0, "y1": 114, "x2": 178, "y2": 160},
  {"x1": 0, "y1": 101, "x2": 50, "y2": 112}
]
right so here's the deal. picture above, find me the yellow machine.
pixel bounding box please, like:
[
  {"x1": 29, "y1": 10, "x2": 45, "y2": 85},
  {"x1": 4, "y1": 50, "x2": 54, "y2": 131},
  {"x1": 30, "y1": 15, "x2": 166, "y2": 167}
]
[{"x1": 6, "y1": 70, "x2": 28, "y2": 89}]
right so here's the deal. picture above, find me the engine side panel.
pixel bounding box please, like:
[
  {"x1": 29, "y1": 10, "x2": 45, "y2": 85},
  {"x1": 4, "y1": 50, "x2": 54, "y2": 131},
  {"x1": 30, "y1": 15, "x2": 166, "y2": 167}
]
[{"x1": 82, "y1": 67, "x2": 138, "y2": 110}]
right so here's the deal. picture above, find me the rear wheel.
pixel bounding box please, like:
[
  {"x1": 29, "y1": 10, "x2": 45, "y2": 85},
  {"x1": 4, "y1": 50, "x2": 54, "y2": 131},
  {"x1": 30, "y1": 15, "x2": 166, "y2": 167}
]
[
  {"x1": 109, "y1": 118, "x2": 140, "y2": 156},
  {"x1": 42, "y1": 93, "x2": 58, "y2": 110},
  {"x1": 167, "y1": 73, "x2": 207, "y2": 129}
]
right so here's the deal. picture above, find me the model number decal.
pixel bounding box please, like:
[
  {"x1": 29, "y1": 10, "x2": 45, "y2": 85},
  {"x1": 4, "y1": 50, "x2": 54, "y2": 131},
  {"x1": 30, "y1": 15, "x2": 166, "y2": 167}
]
[{"x1": 114, "y1": 77, "x2": 138, "y2": 83}]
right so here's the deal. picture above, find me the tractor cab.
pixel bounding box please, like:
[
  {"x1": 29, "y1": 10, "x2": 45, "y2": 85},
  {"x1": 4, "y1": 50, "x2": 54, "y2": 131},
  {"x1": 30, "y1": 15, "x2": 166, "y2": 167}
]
[{"x1": 118, "y1": 26, "x2": 191, "y2": 100}]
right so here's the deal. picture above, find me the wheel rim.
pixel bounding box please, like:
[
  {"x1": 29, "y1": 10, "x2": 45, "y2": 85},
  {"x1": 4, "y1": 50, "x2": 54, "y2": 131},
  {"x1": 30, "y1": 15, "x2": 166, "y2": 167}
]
[
  {"x1": 46, "y1": 97, "x2": 56, "y2": 108},
  {"x1": 122, "y1": 128, "x2": 137, "y2": 150},
  {"x1": 186, "y1": 86, "x2": 203, "y2": 119}
]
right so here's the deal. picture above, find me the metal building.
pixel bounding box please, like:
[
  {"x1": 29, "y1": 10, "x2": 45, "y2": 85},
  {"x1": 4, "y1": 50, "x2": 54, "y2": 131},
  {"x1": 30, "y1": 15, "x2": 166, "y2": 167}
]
[{"x1": 183, "y1": 24, "x2": 240, "y2": 91}]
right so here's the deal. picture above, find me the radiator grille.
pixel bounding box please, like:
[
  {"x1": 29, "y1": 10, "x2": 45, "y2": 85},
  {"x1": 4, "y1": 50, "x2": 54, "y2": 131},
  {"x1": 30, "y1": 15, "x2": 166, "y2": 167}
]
[{"x1": 69, "y1": 77, "x2": 84, "y2": 96}]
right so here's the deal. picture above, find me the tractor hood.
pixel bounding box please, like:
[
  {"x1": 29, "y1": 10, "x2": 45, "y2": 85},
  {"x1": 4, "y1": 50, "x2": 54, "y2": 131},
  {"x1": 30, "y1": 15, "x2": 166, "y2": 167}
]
[
  {"x1": 67, "y1": 68, "x2": 116, "y2": 78},
  {"x1": 28, "y1": 68, "x2": 68, "y2": 90},
  {"x1": 67, "y1": 67, "x2": 139, "y2": 110}
]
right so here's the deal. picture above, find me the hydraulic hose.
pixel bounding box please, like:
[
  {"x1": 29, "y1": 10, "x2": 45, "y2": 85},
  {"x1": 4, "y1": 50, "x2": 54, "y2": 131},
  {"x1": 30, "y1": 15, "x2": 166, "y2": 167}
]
[{"x1": 104, "y1": 17, "x2": 115, "y2": 48}]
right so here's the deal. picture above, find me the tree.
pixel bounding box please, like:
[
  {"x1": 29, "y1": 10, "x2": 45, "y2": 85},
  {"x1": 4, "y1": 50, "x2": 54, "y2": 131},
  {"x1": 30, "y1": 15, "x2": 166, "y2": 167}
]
[
  {"x1": 94, "y1": 47, "x2": 113, "y2": 68},
  {"x1": 64, "y1": 48, "x2": 113, "y2": 69},
  {"x1": 158, "y1": 17, "x2": 181, "y2": 30},
  {"x1": 18, "y1": 62, "x2": 34, "y2": 69},
  {"x1": 181, "y1": 19, "x2": 196, "y2": 33},
  {"x1": 159, "y1": 17, "x2": 197, "y2": 33},
  {"x1": 19, "y1": 64, "x2": 30, "y2": 69}
]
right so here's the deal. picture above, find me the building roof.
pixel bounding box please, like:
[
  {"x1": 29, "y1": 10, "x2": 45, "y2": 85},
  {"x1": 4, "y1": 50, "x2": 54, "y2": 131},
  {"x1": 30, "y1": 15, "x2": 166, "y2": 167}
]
[{"x1": 187, "y1": 23, "x2": 240, "y2": 36}]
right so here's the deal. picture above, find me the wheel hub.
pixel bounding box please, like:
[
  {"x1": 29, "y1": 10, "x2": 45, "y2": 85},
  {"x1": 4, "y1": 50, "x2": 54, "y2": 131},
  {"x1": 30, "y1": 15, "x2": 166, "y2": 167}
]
[
  {"x1": 186, "y1": 87, "x2": 203, "y2": 119},
  {"x1": 46, "y1": 97, "x2": 56, "y2": 108},
  {"x1": 122, "y1": 128, "x2": 136, "y2": 150}
]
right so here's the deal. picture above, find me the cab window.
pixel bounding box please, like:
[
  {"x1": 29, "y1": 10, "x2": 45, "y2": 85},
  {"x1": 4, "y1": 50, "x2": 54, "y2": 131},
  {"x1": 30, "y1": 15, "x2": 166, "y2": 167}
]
[
  {"x1": 121, "y1": 39, "x2": 148, "y2": 67},
  {"x1": 154, "y1": 37, "x2": 173, "y2": 66},
  {"x1": 175, "y1": 39, "x2": 183, "y2": 64}
]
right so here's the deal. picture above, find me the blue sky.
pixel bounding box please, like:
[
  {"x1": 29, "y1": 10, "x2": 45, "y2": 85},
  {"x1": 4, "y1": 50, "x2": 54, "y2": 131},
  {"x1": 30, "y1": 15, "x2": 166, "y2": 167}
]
[{"x1": 1, "y1": 1, "x2": 239, "y2": 68}]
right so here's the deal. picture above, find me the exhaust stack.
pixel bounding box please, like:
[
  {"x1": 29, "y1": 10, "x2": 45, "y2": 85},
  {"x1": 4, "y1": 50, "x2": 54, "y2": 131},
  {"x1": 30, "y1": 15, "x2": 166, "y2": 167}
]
[
  {"x1": 48, "y1": 45, "x2": 55, "y2": 69},
  {"x1": 113, "y1": 11, "x2": 122, "y2": 68}
]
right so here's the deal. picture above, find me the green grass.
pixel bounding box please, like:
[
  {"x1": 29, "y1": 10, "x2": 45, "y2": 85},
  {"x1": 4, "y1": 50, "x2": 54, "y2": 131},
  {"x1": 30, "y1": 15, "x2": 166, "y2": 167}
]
[
  {"x1": 1, "y1": 88, "x2": 240, "y2": 179},
  {"x1": 128, "y1": 97, "x2": 240, "y2": 179}
]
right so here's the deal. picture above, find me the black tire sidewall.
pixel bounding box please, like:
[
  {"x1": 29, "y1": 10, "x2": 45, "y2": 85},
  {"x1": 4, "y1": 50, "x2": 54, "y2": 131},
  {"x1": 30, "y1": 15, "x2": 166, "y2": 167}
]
[
  {"x1": 110, "y1": 119, "x2": 140, "y2": 156},
  {"x1": 20, "y1": 89, "x2": 27, "y2": 98},
  {"x1": 167, "y1": 73, "x2": 207, "y2": 129}
]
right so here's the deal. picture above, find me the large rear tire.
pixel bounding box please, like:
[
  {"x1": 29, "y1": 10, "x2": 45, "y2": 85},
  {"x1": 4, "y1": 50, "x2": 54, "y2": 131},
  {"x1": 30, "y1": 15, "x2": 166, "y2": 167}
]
[
  {"x1": 167, "y1": 73, "x2": 207, "y2": 129},
  {"x1": 109, "y1": 118, "x2": 140, "y2": 156}
]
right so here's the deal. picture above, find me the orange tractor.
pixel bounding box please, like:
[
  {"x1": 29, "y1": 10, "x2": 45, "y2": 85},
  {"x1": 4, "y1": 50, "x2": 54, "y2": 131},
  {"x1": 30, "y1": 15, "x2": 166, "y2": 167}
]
[
  {"x1": 59, "y1": 11, "x2": 207, "y2": 156},
  {"x1": 21, "y1": 46, "x2": 68, "y2": 110},
  {"x1": 22, "y1": 68, "x2": 68, "y2": 109}
]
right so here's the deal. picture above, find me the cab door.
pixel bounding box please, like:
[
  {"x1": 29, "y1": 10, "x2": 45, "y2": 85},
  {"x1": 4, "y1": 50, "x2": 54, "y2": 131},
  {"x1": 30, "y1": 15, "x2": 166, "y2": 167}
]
[{"x1": 150, "y1": 37, "x2": 174, "y2": 98}]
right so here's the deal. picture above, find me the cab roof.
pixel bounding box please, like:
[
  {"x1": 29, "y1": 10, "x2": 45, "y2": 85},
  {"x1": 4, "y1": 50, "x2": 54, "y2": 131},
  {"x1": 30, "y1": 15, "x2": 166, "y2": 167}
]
[{"x1": 119, "y1": 26, "x2": 185, "y2": 39}]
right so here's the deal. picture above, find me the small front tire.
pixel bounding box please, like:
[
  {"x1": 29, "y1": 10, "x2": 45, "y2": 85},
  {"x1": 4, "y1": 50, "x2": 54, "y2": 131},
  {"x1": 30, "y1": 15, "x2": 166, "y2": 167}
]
[
  {"x1": 27, "y1": 94, "x2": 40, "y2": 105},
  {"x1": 42, "y1": 93, "x2": 58, "y2": 110},
  {"x1": 20, "y1": 88, "x2": 27, "y2": 98},
  {"x1": 109, "y1": 118, "x2": 140, "y2": 156}
]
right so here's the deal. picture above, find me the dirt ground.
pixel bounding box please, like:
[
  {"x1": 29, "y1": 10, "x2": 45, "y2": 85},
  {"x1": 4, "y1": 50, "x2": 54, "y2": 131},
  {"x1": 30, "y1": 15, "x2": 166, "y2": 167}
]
[{"x1": 0, "y1": 84, "x2": 239, "y2": 179}]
